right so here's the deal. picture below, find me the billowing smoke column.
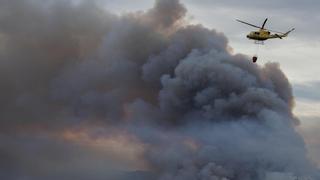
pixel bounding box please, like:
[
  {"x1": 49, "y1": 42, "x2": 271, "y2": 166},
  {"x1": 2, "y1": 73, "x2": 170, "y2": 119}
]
[{"x1": 0, "y1": 0, "x2": 319, "y2": 180}]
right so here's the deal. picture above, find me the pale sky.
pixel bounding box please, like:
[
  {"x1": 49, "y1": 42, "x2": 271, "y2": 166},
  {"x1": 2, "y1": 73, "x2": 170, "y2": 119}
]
[{"x1": 96, "y1": 0, "x2": 320, "y2": 165}]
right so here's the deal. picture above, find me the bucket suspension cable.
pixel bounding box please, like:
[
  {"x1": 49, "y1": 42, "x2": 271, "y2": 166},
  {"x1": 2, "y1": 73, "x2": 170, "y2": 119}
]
[{"x1": 252, "y1": 41, "x2": 261, "y2": 63}]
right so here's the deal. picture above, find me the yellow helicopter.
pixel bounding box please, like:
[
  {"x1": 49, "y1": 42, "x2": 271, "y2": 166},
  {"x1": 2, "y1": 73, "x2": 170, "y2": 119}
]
[
  {"x1": 236, "y1": 18, "x2": 295, "y2": 62},
  {"x1": 237, "y1": 18, "x2": 295, "y2": 41}
]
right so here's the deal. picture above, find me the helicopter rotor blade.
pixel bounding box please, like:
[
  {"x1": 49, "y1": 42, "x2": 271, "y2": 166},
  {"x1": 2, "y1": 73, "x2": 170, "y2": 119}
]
[
  {"x1": 261, "y1": 18, "x2": 268, "y2": 29},
  {"x1": 237, "y1": 18, "x2": 286, "y2": 34},
  {"x1": 236, "y1": 19, "x2": 261, "y2": 29},
  {"x1": 266, "y1": 29, "x2": 285, "y2": 34}
]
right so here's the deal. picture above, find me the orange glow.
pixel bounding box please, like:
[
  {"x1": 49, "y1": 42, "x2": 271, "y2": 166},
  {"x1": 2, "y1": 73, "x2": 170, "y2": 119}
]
[{"x1": 61, "y1": 127, "x2": 149, "y2": 170}]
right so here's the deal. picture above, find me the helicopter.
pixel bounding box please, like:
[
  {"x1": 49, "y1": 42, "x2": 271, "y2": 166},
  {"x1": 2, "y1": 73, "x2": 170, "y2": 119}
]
[{"x1": 236, "y1": 18, "x2": 295, "y2": 62}]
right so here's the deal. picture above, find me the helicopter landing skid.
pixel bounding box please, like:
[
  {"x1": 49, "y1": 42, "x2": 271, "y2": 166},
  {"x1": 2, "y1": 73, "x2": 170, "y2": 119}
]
[{"x1": 254, "y1": 40, "x2": 264, "y2": 45}]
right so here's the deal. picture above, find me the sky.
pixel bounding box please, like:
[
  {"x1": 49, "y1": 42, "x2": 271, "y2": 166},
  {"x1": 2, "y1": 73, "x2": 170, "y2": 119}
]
[
  {"x1": 96, "y1": 0, "x2": 320, "y2": 167},
  {"x1": 1, "y1": 0, "x2": 320, "y2": 180}
]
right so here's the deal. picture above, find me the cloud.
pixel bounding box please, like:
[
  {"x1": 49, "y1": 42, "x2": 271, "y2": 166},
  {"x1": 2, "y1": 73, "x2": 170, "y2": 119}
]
[
  {"x1": 293, "y1": 81, "x2": 320, "y2": 101},
  {"x1": 296, "y1": 115, "x2": 320, "y2": 168},
  {"x1": 183, "y1": 0, "x2": 320, "y2": 13}
]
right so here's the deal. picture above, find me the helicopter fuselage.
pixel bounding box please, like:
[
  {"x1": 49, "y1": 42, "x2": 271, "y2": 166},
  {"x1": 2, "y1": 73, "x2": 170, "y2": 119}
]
[
  {"x1": 246, "y1": 30, "x2": 271, "y2": 41},
  {"x1": 246, "y1": 29, "x2": 293, "y2": 41}
]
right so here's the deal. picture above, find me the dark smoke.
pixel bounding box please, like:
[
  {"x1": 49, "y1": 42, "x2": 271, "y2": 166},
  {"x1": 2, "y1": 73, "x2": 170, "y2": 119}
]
[{"x1": 0, "y1": 0, "x2": 319, "y2": 179}]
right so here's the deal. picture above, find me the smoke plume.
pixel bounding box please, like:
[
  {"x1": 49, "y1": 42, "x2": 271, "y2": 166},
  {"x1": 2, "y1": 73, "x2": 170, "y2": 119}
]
[{"x1": 0, "y1": 0, "x2": 319, "y2": 179}]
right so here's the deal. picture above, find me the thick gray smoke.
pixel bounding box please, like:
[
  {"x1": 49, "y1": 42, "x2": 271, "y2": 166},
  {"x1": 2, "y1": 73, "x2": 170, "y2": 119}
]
[{"x1": 0, "y1": 0, "x2": 319, "y2": 180}]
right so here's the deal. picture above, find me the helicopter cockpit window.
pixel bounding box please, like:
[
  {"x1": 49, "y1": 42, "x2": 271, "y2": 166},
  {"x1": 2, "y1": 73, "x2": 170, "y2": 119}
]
[{"x1": 254, "y1": 32, "x2": 259, "y2": 35}]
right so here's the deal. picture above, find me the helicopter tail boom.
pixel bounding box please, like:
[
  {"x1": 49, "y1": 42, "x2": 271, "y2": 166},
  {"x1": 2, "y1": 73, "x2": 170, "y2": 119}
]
[
  {"x1": 271, "y1": 28, "x2": 295, "y2": 39},
  {"x1": 283, "y1": 28, "x2": 295, "y2": 36}
]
